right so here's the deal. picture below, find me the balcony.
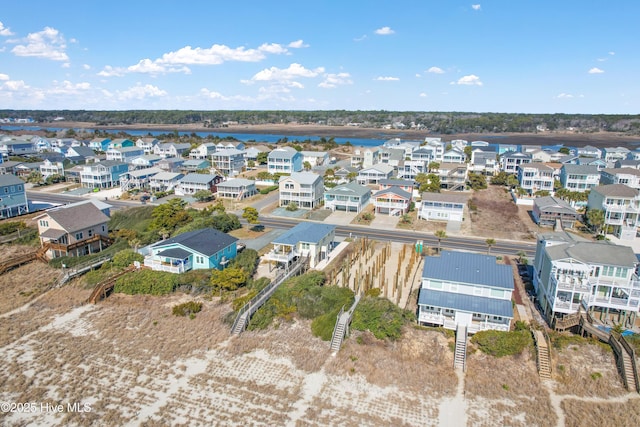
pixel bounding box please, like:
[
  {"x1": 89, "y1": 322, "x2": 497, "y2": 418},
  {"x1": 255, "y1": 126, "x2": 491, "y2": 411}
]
[
  {"x1": 583, "y1": 294, "x2": 640, "y2": 310},
  {"x1": 264, "y1": 249, "x2": 300, "y2": 264},
  {"x1": 143, "y1": 257, "x2": 191, "y2": 274},
  {"x1": 554, "y1": 298, "x2": 582, "y2": 313},
  {"x1": 374, "y1": 201, "x2": 408, "y2": 209}
]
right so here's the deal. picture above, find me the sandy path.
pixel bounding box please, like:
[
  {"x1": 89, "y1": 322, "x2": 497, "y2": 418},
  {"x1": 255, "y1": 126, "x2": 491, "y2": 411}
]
[{"x1": 438, "y1": 368, "x2": 468, "y2": 427}]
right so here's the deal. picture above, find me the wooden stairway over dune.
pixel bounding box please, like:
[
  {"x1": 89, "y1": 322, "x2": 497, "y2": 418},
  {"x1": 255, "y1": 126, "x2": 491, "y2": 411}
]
[
  {"x1": 87, "y1": 265, "x2": 137, "y2": 304},
  {"x1": 330, "y1": 294, "x2": 361, "y2": 353},
  {"x1": 231, "y1": 256, "x2": 309, "y2": 335},
  {"x1": 533, "y1": 330, "x2": 552, "y2": 380},
  {"x1": 454, "y1": 324, "x2": 467, "y2": 371}
]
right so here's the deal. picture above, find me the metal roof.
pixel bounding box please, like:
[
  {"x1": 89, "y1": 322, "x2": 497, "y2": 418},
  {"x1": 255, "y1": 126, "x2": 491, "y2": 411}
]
[
  {"x1": 218, "y1": 178, "x2": 255, "y2": 188},
  {"x1": 324, "y1": 181, "x2": 371, "y2": 197},
  {"x1": 285, "y1": 172, "x2": 322, "y2": 185},
  {"x1": 418, "y1": 289, "x2": 513, "y2": 318},
  {"x1": 0, "y1": 174, "x2": 24, "y2": 186},
  {"x1": 561, "y1": 164, "x2": 599, "y2": 174},
  {"x1": 379, "y1": 179, "x2": 414, "y2": 187},
  {"x1": 422, "y1": 250, "x2": 514, "y2": 290},
  {"x1": 269, "y1": 148, "x2": 300, "y2": 159},
  {"x1": 546, "y1": 240, "x2": 638, "y2": 267},
  {"x1": 533, "y1": 196, "x2": 577, "y2": 214},
  {"x1": 272, "y1": 222, "x2": 335, "y2": 245},
  {"x1": 179, "y1": 173, "x2": 217, "y2": 184},
  {"x1": 152, "y1": 228, "x2": 238, "y2": 257}
]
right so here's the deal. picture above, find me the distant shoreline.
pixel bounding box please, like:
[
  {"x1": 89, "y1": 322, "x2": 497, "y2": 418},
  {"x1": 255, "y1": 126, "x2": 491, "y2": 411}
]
[{"x1": 7, "y1": 121, "x2": 640, "y2": 148}]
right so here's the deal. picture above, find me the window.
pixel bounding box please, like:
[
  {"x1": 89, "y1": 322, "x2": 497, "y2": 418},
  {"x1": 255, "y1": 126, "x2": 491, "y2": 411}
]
[
  {"x1": 75, "y1": 232, "x2": 83, "y2": 240},
  {"x1": 490, "y1": 289, "x2": 504, "y2": 298},
  {"x1": 88, "y1": 229, "x2": 93, "y2": 237},
  {"x1": 430, "y1": 280, "x2": 443, "y2": 289}
]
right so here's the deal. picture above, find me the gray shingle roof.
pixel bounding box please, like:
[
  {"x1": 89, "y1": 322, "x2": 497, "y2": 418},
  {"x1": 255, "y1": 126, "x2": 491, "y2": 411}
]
[
  {"x1": 272, "y1": 222, "x2": 335, "y2": 245},
  {"x1": 372, "y1": 187, "x2": 412, "y2": 200},
  {"x1": 421, "y1": 192, "x2": 469, "y2": 204},
  {"x1": 46, "y1": 202, "x2": 110, "y2": 233},
  {"x1": 153, "y1": 228, "x2": 238, "y2": 257},
  {"x1": 422, "y1": 250, "x2": 514, "y2": 290},
  {"x1": 269, "y1": 148, "x2": 300, "y2": 159},
  {"x1": 156, "y1": 247, "x2": 192, "y2": 259},
  {"x1": 591, "y1": 184, "x2": 638, "y2": 198},
  {"x1": 418, "y1": 289, "x2": 513, "y2": 318},
  {"x1": 602, "y1": 167, "x2": 640, "y2": 177},
  {"x1": 546, "y1": 240, "x2": 638, "y2": 267},
  {"x1": 379, "y1": 179, "x2": 414, "y2": 187},
  {"x1": 534, "y1": 196, "x2": 577, "y2": 214}
]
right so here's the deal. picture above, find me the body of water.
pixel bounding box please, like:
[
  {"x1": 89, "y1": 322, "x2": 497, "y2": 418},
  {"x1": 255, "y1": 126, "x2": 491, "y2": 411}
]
[{"x1": 1, "y1": 125, "x2": 393, "y2": 147}]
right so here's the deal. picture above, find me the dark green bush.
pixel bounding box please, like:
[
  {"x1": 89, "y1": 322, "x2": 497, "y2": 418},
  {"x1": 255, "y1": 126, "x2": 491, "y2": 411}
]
[
  {"x1": 114, "y1": 269, "x2": 177, "y2": 295},
  {"x1": 471, "y1": 329, "x2": 533, "y2": 357},
  {"x1": 259, "y1": 185, "x2": 279, "y2": 195},
  {"x1": 112, "y1": 249, "x2": 144, "y2": 267},
  {"x1": 172, "y1": 301, "x2": 203, "y2": 317},
  {"x1": 351, "y1": 296, "x2": 415, "y2": 341}
]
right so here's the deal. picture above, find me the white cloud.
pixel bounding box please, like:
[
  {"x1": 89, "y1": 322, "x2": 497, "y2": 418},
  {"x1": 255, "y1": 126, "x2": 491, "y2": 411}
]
[
  {"x1": 288, "y1": 39, "x2": 309, "y2": 48},
  {"x1": 454, "y1": 74, "x2": 483, "y2": 86},
  {"x1": 3, "y1": 80, "x2": 29, "y2": 91},
  {"x1": 62, "y1": 62, "x2": 71, "y2": 68},
  {"x1": 415, "y1": 73, "x2": 421, "y2": 78},
  {"x1": 117, "y1": 84, "x2": 167, "y2": 101},
  {"x1": 609, "y1": 51, "x2": 615, "y2": 56},
  {"x1": 258, "y1": 43, "x2": 288, "y2": 55},
  {"x1": 374, "y1": 26, "x2": 395, "y2": 35},
  {"x1": 158, "y1": 44, "x2": 276, "y2": 66},
  {"x1": 427, "y1": 66, "x2": 445, "y2": 74},
  {"x1": 588, "y1": 67, "x2": 604, "y2": 74},
  {"x1": 48, "y1": 80, "x2": 91, "y2": 95},
  {"x1": 556, "y1": 93, "x2": 574, "y2": 99},
  {"x1": 249, "y1": 63, "x2": 325, "y2": 83},
  {"x1": 319, "y1": 72, "x2": 353, "y2": 88},
  {"x1": 82, "y1": 64, "x2": 91, "y2": 70},
  {"x1": 419, "y1": 92, "x2": 428, "y2": 97},
  {"x1": 98, "y1": 65, "x2": 126, "y2": 77},
  {"x1": 0, "y1": 21, "x2": 14, "y2": 36},
  {"x1": 127, "y1": 58, "x2": 191, "y2": 75},
  {"x1": 0, "y1": 73, "x2": 9, "y2": 80},
  {"x1": 354, "y1": 34, "x2": 367, "y2": 42},
  {"x1": 11, "y1": 27, "x2": 69, "y2": 61},
  {"x1": 375, "y1": 76, "x2": 399, "y2": 81},
  {"x1": 200, "y1": 88, "x2": 229, "y2": 100},
  {"x1": 471, "y1": 4, "x2": 481, "y2": 11}
]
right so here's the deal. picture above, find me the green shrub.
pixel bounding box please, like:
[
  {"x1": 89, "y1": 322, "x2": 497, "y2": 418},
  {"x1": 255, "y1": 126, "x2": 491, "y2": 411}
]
[
  {"x1": 351, "y1": 296, "x2": 415, "y2": 341},
  {"x1": 0, "y1": 221, "x2": 26, "y2": 235},
  {"x1": 230, "y1": 249, "x2": 259, "y2": 277},
  {"x1": 364, "y1": 288, "x2": 381, "y2": 297},
  {"x1": 311, "y1": 309, "x2": 341, "y2": 341},
  {"x1": 471, "y1": 329, "x2": 533, "y2": 357},
  {"x1": 114, "y1": 269, "x2": 177, "y2": 295},
  {"x1": 259, "y1": 185, "x2": 279, "y2": 195},
  {"x1": 172, "y1": 301, "x2": 203, "y2": 317},
  {"x1": 286, "y1": 202, "x2": 298, "y2": 211},
  {"x1": 112, "y1": 249, "x2": 144, "y2": 267}
]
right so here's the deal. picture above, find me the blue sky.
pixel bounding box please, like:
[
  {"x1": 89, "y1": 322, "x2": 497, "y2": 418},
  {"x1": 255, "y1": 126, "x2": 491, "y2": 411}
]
[{"x1": 0, "y1": 1, "x2": 638, "y2": 114}]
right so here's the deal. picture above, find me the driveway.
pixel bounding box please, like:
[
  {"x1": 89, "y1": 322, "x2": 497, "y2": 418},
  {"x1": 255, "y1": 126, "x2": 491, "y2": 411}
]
[
  {"x1": 323, "y1": 210, "x2": 357, "y2": 226},
  {"x1": 370, "y1": 213, "x2": 400, "y2": 229}
]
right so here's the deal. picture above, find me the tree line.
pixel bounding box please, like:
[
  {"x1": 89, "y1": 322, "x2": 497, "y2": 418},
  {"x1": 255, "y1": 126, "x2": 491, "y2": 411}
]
[{"x1": 3, "y1": 109, "x2": 640, "y2": 135}]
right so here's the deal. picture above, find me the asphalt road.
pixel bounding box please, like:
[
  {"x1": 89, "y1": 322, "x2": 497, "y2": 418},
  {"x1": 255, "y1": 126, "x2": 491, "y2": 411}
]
[{"x1": 28, "y1": 191, "x2": 537, "y2": 258}]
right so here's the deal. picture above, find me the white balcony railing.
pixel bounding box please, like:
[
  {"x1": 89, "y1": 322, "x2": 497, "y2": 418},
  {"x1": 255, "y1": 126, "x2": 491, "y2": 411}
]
[
  {"x1": 264, "y1": 250, "x2": 299, "y2": 263},
  {"x1": 144, "y1": 258, "x2": 191, "y2": 273}
]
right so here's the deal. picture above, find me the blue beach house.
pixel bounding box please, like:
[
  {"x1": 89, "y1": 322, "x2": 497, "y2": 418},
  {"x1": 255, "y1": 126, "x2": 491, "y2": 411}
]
[{"x1": 143, "y1": 228, "x2": 238, "y2": 273}]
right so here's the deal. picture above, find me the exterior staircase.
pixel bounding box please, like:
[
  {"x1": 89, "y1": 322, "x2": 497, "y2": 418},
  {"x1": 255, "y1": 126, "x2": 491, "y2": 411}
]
[
  {"x1": 454, "y1": 324, "x2": 468, "y2": 371},
  {"x1": 330, "y1": 294, "x2": 361, "y2": 352},
  {"x1": 87, "y1": 265, "x2": 137, "y2": 304},
  {"x1": 610, "y1": 332, "x2": 639, "y2": 393},
  {"x1": 533, "y1": 330, "x2": 552, "y2": 380},
  {"x1": 231, "y1": 256, "x2": 309, "y2": 335}
]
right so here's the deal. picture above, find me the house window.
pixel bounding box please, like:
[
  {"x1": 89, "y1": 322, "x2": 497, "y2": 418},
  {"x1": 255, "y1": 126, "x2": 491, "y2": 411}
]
[
  {"x1": 88, "y1": 229, "x2": 93, "y2": 237},
  {"x1": 492, "y1": 316, "x2": 503, "y2": 322},
  {"x1": 102, "y1": 225, "x2": 106, "y2": 232},
  {"x1": 430, "y1": 280, "x2": 443, "y2": 289},
  {"x1": 75, "y1": 232, "x2": 83, "y2": 240},
  {"x1": 39, "y1": 220, "x2": 49, "y2": 227}
]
